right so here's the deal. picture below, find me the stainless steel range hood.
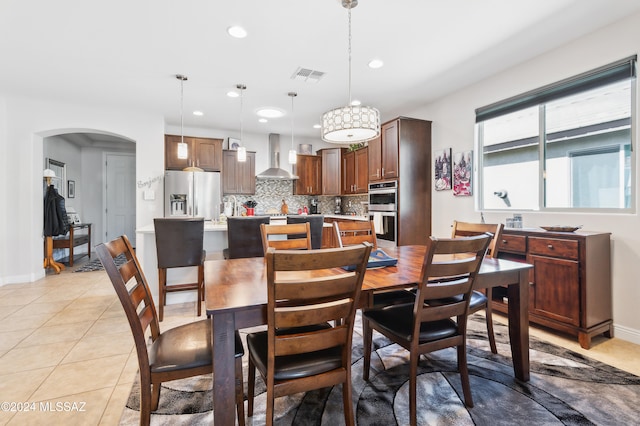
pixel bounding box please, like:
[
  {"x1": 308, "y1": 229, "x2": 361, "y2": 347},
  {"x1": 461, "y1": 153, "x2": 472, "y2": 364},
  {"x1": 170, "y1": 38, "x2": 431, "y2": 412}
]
[{"x1": 256, "y1": 133, "x2": 299, "y2": 180}]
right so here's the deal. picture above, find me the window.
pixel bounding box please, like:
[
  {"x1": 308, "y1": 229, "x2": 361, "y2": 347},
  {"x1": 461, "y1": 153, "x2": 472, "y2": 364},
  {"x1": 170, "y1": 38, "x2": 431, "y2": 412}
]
[{"x1": 476, "y1": 57, "x2": 636, "y2": 211}]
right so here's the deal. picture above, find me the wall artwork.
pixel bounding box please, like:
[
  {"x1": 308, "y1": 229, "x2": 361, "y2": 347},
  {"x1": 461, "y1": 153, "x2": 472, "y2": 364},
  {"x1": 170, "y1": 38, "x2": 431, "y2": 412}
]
[
  {"x1": 434, "y1": 148, "x2": 452, "y2": 191},
  {"x1": 228, "y1": 137, "x2": 241, "y2": 150},
  {"x1": 453, "y1": 150, "x2": 473, "y2": 196}
]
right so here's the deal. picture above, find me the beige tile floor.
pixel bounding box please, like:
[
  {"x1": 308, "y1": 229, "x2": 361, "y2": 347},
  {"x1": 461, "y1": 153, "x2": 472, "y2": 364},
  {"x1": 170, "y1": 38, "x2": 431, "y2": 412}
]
[{"x1": 1, "y1": 255, "x2": 639, "y2": 425}]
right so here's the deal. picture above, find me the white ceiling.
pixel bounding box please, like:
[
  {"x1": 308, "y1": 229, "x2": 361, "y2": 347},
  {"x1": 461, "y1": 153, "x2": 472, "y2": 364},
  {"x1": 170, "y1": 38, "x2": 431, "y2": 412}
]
[{"x1": 2, "y1": 0, "x2": 639, "y2": 140}]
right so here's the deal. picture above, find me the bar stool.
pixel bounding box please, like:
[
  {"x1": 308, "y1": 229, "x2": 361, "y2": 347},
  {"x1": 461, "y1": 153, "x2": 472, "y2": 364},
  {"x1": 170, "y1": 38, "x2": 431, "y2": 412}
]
[{"x1": 154, "y1": 218, "x2": 205, "y2": 321}]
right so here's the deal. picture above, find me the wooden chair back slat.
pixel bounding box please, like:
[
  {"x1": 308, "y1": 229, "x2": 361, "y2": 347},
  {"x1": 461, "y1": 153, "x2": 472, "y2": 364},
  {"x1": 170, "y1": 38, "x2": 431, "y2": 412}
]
[
  {"x1": 274, "y1": 327, "x2": 348, "y2": 356},
  {"x1": 261, "y1": 222, "x2": 312, "y2": 254},
  {"x1": 274, "y1": 274, "x2": 357, "y2": 301},
  {"x1": 275, "y1": 300, "x2": 352, "y2": 329}
]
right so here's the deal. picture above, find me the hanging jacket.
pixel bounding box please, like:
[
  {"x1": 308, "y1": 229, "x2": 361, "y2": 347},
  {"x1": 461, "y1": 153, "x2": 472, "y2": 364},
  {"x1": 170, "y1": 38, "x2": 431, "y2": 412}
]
[{"x1": 44, "y1": 185, "x2": 69, "y2": 237}]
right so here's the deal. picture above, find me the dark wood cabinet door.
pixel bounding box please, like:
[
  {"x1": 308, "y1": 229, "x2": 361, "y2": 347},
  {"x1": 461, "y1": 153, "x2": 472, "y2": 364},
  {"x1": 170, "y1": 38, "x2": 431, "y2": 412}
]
[
  {"x1": 322, "y1": 148, "x2": 342, "y2": 195},
  {"x1": 165, "y1": 135, "x2": 191, "y2": 170},
  {"x1": 343, "y1": 151, "x2": 355, "y2": 194},
  {"x1": 222, "y1": 150, "x2": 255, "y2": 195},
  {"x1": 381, "y1": 121, "x2": 399, "y2": 179},
  {"x1": 294, "y1": 155, "x2": 322, "y2": 195},
  {"x1": 368, "y1": 135, "x2": 382, "y2": 181},
  {"x1": 194, "y1": 138, "x2": 222, "y2": 171},
  {"x1": 529, "y1": 254, "x2": 580, "y2": 326},
  {"x1": 354, "y1": 147, "x2": 368, "y2": 193}
]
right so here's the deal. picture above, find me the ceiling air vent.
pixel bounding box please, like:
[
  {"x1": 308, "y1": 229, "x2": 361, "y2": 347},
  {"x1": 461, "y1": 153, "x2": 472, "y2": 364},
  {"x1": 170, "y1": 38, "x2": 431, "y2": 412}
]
[{"x1": 291, "y1": 67, "x2": 325, "y2": 83}]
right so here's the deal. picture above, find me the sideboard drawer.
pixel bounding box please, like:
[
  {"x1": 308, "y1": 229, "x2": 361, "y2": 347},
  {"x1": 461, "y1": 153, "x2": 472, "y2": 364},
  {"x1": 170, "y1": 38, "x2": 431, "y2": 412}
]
[
  {"x1": 528, "y1": 237, "x2": 579, "y2": 260},
  {"x1": 497, "y1": 234, "x2": 527, "y2": 254}
]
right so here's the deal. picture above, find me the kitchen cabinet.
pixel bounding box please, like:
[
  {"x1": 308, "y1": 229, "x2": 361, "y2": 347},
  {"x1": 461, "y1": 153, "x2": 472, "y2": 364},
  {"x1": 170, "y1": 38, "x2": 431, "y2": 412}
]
[
  {"x1": 320, "y1": 148, "x2": 343, "y2": 195},
  {"x1": 342, "y1": 148, "x2": 368, "y2": 194},
  {"x1": 222, "y1": 149, "x2": 255, "y2": 195},
  {"x1": 165, "y1": 135, "x2": 223, "y2": 171},
  {"x1": 393, "y1": 117, "x2": 432, "y2": 246},
  {"x1": 368, "y1": 121, "x2": 399, "y2": 181},
  {"x1": 293, "y1": 154, "x2": 322, "y2": 195},
  {"x1": 495, "y1": 229, "x2": 612, "y2": 349}
]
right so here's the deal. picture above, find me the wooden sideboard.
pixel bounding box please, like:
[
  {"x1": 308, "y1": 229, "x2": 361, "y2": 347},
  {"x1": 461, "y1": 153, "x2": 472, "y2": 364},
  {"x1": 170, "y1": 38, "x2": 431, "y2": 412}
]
[
  {"x1": 495, "y1": 228, "x2": 612, "y2": 349},
  {"x1": 52, "y1": 223, "x2": 92, "y2": 267}
]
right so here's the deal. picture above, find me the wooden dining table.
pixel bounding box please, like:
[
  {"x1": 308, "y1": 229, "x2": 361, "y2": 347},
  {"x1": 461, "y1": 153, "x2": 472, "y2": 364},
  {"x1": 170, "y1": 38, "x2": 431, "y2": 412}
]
[{"x1": 205, "y1": 245, "x2": 533, "y2": 425}]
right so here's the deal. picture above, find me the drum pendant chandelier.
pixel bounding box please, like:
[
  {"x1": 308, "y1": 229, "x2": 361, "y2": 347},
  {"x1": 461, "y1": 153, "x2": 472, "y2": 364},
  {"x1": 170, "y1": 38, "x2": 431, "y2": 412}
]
[{"x1": 321, "y1": 0, "x2": 380, "y2": 144}]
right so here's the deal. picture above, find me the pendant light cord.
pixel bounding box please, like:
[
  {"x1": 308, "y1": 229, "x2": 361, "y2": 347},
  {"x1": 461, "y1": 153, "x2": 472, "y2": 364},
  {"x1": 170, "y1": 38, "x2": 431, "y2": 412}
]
[
  {"x1": 348, "y1": 3, "x2": 352, "y2": 105},
  {"x1": 180, "y1": 77, "x2": 184, "y2": 144}
]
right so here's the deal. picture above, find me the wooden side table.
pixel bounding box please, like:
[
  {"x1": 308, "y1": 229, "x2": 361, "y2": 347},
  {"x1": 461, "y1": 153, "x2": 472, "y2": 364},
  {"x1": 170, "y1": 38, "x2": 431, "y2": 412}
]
[{"x1": 52, "y1": 223, "x2": 92, "y2": 266}]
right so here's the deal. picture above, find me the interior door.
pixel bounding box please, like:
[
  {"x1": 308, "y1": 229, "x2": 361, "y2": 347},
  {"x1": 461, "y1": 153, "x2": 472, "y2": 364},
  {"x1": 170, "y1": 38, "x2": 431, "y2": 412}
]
[{"x1": 105, "y1": 153, "x2": 136, "y2": 246}]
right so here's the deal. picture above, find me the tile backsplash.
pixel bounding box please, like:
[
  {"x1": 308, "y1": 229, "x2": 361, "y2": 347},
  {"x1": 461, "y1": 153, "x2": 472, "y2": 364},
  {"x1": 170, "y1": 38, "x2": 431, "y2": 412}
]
[{"x1": 223, "y1": 179, "x2": 367, "y2": 216}]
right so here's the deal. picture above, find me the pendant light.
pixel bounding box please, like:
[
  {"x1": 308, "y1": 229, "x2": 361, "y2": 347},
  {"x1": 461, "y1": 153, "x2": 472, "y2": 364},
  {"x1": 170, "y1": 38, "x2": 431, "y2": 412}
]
[
  {"x1": 321, "y1": 0, "x2": 380, "y2": 144},
  {"x1": 176, "y1": 75, "x2": 189, "y2": 159},
  {"x1": 288, "y1": 92, "x2": 297, "y2": 164},
  {"x1": 237, "y1": 84, "x2": 247, "y2": 162}
]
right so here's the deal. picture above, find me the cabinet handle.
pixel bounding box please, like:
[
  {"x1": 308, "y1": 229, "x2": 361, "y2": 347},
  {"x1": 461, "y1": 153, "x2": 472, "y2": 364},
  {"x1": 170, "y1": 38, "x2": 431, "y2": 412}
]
[
  {"x1": 501, "y1": 240, "x2": 508, "y2": 244},
  {"x1": 381, "y1": 168, "x2": 385, "y2": 177},
  {"x1": 547, "y1": 244, "x2": 553, "y2": 249}
]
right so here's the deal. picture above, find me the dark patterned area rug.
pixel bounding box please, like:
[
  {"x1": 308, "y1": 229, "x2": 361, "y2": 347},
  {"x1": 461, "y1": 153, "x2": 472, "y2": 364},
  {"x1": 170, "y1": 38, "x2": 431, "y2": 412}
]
[
  {"x1": 74, "y1": 254, "x2": 126, "y2": 272},
  {"x1": 120, "y1": 314, "x2": 640, "y2": 425}
]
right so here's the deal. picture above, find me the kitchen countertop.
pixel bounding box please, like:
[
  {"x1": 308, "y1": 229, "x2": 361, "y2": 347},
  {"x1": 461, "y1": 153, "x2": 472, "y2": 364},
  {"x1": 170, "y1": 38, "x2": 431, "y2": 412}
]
[{"x1": 137, "y1": 214, "x2": 368, "y2": 234}]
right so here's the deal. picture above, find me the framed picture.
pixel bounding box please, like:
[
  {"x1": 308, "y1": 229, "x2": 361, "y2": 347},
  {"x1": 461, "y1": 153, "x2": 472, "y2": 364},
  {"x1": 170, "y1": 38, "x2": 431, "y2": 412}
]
[
  {"x1": 228, "y1": 137, "x2": 241, "y2": 150},
  {"x1": 67, "y1": 180, "x2": 76, "y2": 198},
  {"x1": 298, "y1": 143, "x2": 313, "y2": 155},
  {"x1": 453, "y1": 150, "x2": 473, "y2": 196},
  {"x1": 434, "y1": 148, "x2": 452, "y2": 191}
]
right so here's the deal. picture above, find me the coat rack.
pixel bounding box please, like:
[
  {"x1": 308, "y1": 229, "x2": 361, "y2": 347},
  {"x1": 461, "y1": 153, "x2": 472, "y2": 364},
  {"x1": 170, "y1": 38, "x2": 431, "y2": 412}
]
[{"x1": 43, "y1": 169, "x2": 65, "y2": 273}]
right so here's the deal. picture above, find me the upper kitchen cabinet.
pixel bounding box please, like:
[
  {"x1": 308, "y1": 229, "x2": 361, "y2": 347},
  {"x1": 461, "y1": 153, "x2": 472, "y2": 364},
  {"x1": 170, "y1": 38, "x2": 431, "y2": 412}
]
[
  {"x1": 293, "y1": 154, "x2": 322, "y2": 195},
  {"x1": 320, "y1": 148, "x2": 343, "y2": 195},
  {"x1": 342, "y1": 147, "x2": 368, "y2": 194},
  {"x1": 368, "y1": 122, "x2": 399, "y2": 181},
  {"x1": 165, "y1": 135, "x2": 223, "y2": 172},
  {"x1": 222, "y1": 149, "x2": 255, "y2": 195}
]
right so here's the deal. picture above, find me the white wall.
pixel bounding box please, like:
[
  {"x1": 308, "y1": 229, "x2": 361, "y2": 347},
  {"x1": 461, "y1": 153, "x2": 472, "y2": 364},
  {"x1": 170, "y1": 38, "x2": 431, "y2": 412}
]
[
  {"x1": 407, "y1": 12, "x2": 640, "y2": 343},
  {"x1": 0, "y1": 96, "x2": 164, "y2": 285}
]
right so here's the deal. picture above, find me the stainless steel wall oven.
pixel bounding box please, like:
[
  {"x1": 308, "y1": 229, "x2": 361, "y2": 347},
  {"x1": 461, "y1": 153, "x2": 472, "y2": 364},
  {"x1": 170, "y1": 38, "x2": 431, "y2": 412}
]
[{"x1": 368, "y1": 181, "x2": 397, "y2": 243}]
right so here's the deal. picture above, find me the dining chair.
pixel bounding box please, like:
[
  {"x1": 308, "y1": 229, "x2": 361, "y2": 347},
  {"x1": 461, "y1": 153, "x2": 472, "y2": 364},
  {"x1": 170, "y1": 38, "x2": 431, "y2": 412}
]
[
  {"x1": 260, "y1": 222, "x2": 312, "y2": 253},
  {"x1": 96, "y1": 235, "x2": 245, "y2": 426},
  {"x1": 287, "y1": 214, "x2": 325, "y2": 249},
  {"x1": 450, "y1": 220, "x2": 504, "y2": 354},
  {"x1": 334, "y1": 220, "x2": 415, "y2": 307},
  {"x1": 362, "y1": 234, "x2": 491, "y2": 426},
  {"x1": 246, "y1": 243, "x2": 373, "y2": 426},
  {"x1": 153, "y1": 218, "x2": 205, "y2": 321},
  {"x1": 225, "y1": 216, "x2": 271, "y2": 259}
]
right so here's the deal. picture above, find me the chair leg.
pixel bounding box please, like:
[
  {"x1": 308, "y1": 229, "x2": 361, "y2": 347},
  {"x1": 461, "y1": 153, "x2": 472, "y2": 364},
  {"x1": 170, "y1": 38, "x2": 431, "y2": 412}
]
[
  {"x1": 235, "y1": 356, "x2": 245, "y2": 426},
  {"x1": 196, "y1": 265, "x2": 203, "y2": 317},
  {"x1": 485, "y1": 288, "x2": 497, "y2": 354},
  {"x1": 266, "y1": 377, "x2": 275, "y2": 426},
  {"x1": 151, "y1": 381, "x2": 161, "y2": 411},
  {"x1": 247, "y1": 357, "x2": 256, "y2": 417},
  {"x1": 457, "y1": 344, "x2": 474, "y2": 408},
  {"x1": 409, "y1": 352, "x2": 418, "y2": 426},
  {"x1": 158, "y1": 268, "x2": 166, "y2": 322},
  {"x1": 342, "y1": 376, "x2": 355, "y2": 426},
  {"x1": 362, "y1": 318, "x2": 373, "y2": 381},
  {"x1": 140, "y1": 374, "x2": 152, "y2": 425}
]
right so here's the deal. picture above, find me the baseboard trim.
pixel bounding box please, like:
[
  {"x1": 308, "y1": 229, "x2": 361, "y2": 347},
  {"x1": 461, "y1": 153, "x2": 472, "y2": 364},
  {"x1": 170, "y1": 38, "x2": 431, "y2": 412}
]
[{"x1": 614, "y1": 323, "x2": 640, "y2": 345}]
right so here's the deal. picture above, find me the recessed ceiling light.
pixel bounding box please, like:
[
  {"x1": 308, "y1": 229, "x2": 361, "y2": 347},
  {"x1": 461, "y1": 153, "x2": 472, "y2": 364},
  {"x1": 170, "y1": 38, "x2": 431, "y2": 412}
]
[
  {"x1": 193, "y1": 110, "x2": 203, "y2": 116},
  {"x1": 256, "y1": 108, "x2": 285, "y2": 118},
  {"x1": 227, "y1": 26, "x2": 247, "y2": 38},
  {"x1": 313, "y1": 124, "x2": 321, "y2": 129},
  {"x1": 227, "y1": 91, "x2": 239, "y2": 98},
  {"x1": 258, "y1": 118, "x2": 268, "y2": 123},
  {"x1": 351, "y1": 99, "x2": 362, "y2": 106},
  {"x1": 368, "y1": 59, "x2": 384, "y2": 69}
]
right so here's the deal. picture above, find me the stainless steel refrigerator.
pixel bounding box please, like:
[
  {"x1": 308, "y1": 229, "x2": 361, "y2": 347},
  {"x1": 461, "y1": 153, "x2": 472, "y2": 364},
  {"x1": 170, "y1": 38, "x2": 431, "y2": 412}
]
[{"x1": 164, "y1": 170, "x2": 221, "y2": 221}]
